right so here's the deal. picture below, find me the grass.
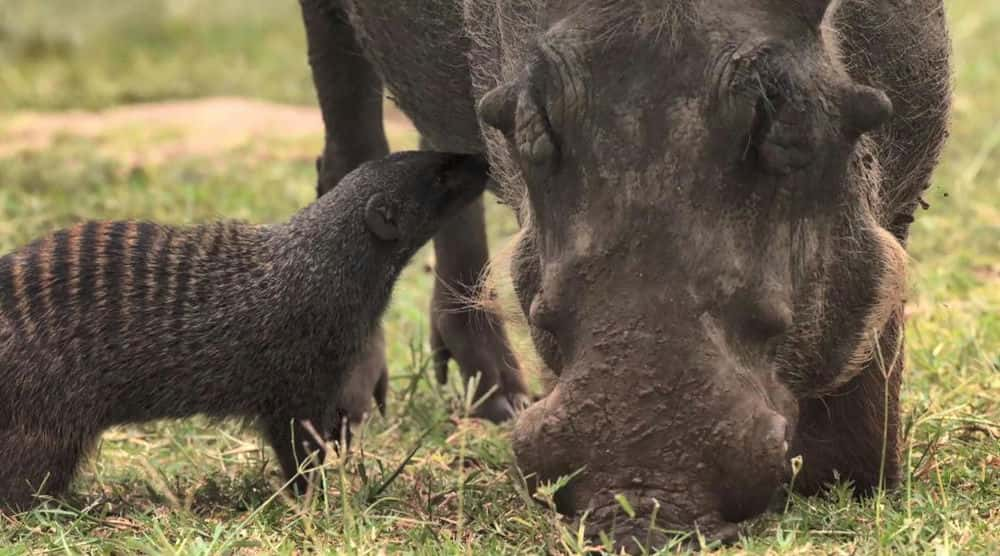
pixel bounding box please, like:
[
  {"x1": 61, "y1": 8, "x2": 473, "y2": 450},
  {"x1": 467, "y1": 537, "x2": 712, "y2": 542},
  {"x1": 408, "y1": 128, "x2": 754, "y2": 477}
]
[
  {"x1": 0, "y1": 0, "x2": 314, "y2": 111},
  {"x1": 0, "y1": 0, "x2": 997, "y2": 553}
]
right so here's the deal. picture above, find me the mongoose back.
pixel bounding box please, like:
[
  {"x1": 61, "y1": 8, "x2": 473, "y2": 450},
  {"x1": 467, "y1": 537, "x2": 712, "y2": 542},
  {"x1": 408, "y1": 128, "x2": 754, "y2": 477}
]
[{"x1": 0, "y1": 151, "x2": 489, "y2": 511}]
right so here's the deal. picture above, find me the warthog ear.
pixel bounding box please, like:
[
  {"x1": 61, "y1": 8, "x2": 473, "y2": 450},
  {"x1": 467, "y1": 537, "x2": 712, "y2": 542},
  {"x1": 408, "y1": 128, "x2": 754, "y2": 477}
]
[
  {"x1": 840, "y1": 83, "x2": 894, "y2": 137},
  {"x1": 478, "y1": 80, "x2": 559, "y2": 169},
  {"x1": 479, "y1": 82, "x2": 518, "y2": 136},
  {"x1": 800, "y1": 0, "x2": 836, "y2": 27}
]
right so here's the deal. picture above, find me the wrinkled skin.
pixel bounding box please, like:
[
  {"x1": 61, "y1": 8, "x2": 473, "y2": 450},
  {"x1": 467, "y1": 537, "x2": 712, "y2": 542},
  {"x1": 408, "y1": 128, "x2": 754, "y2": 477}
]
[{"x1": 299, "y1": 0, "x2": 951, "y2": 548}]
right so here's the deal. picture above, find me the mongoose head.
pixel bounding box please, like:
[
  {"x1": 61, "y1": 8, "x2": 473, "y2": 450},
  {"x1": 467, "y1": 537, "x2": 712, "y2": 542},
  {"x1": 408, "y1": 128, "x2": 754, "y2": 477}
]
[{"x1": 346, "y1": 151, "x2": 491, "y2": 250}]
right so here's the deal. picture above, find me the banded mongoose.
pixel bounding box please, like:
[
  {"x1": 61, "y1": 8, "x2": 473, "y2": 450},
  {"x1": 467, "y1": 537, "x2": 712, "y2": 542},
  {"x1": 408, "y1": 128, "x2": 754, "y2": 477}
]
[{"x1": 0, "y1": 151, "x2": 489, "y2": 512}]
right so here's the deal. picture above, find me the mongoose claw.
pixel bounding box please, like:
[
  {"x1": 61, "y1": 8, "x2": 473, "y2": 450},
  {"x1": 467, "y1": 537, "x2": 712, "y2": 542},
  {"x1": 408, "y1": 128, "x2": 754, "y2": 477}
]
[{"x1": 373, "y1": 366, "x2": 388, "y2": 417}]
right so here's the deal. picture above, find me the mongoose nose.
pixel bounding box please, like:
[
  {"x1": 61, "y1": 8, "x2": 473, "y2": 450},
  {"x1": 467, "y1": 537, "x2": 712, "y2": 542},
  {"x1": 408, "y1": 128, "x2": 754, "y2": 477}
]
[{"x1": 439, "y1": 154, "x2": 490, "y2": 192}]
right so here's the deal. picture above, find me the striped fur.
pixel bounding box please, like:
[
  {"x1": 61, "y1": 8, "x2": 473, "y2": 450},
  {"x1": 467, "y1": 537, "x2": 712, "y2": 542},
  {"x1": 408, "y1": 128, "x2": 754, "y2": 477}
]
[{"x1": 0, "y1": 221, "x2": 254, "y2": 354}]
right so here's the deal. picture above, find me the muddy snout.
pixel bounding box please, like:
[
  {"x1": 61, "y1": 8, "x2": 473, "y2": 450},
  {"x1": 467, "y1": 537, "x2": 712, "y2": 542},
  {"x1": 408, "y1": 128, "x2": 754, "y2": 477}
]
[
  {"x1": 714, "y1": 399, "x2": 796, "y2": 523},
  {"x1": 512, "y1": 357, "x2": 798, "y2": 549}
]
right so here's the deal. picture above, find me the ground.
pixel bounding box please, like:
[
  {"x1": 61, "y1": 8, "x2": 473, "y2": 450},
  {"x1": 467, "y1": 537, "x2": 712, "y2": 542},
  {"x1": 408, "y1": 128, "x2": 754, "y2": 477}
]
[{"x1": 0, "y1": 0, "x2": 997, "y2": 554}]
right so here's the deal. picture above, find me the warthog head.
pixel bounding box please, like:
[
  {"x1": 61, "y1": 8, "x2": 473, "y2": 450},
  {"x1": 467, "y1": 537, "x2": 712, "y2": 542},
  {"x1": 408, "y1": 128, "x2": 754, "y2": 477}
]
[{"x1": 478, "y1": 0, "x2": 906, "y2": 546}]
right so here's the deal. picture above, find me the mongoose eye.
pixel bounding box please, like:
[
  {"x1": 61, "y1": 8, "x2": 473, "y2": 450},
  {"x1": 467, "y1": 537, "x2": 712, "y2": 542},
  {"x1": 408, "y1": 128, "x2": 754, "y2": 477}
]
[{"x1": 364, "y1": 193, "x2": 401, "y2": 241}]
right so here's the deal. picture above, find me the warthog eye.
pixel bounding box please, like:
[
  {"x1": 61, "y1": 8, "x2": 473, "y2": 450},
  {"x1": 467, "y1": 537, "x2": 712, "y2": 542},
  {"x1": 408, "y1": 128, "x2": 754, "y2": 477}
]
[
  {"x1": 719, "y1": 47, "x2": 789, "y2": 164},
  {"x1": 749, "y1": 84, "x2": 783, "y2": 143},
  {"x1": 734, "y1": 64, "x2": 817, "y2": 176}
]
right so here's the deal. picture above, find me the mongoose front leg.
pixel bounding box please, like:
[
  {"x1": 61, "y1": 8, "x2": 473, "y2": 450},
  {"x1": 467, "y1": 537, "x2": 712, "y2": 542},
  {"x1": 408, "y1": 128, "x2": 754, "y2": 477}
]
[
  {"x1": 263, "y1": 416, "x2": 327, "y2": 496},
  {"x1": 0, "y1": 428, "x2": 89, "y2": 512}
]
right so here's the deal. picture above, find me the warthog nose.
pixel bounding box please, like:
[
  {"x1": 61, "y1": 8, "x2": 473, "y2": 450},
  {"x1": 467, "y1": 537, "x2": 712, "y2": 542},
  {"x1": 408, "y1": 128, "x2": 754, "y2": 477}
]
[
  {"x1": 756, "y1": 412, "x2": 791, "y2": 458},
  {"x1": 719, "y1": 408, "x2": 794, "y2": 522},
  {"x1": 736, "y1": 297, "x2": 793, "y2": 342},
  {"x1": 751, "y1": 411, "x2": 794, "y2": 492}
]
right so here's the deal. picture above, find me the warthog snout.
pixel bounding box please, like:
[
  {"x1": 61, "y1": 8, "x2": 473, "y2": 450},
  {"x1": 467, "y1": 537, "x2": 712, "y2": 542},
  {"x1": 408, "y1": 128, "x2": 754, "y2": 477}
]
[{"x1": 512, "y1": 339, "x2": 799, "y2": 548}]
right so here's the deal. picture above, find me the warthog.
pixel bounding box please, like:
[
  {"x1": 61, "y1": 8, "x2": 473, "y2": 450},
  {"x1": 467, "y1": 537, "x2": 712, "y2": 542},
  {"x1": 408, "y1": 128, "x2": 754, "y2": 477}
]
[{"x1": 298, "y1": 0, "x2": 950, "y2": 547}]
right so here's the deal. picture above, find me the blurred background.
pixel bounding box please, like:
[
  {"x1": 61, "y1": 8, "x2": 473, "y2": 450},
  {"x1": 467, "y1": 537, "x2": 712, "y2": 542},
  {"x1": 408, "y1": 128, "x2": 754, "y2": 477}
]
[{"x1": 0, "y1": 0, "x2": 996, "y2": 553}]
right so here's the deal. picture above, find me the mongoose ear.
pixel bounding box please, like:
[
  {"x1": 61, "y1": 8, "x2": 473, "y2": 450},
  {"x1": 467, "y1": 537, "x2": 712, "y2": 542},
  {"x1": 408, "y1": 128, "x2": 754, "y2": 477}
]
[
  {"x1": 373, "y1": 368, "x2": 388, "y2": 417},
  {"x1": 364, "y1": 193, "x2": 401, "y2": 241}
]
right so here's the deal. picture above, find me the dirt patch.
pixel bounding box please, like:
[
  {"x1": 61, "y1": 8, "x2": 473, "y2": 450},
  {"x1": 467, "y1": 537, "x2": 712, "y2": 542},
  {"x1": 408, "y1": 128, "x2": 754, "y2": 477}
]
[
  {"x1": 0, "y1": 97, "x2": 416, "y2": 165},
  {"x1": 972, "y1": 264, "x2": 1000, "y2": 283}
]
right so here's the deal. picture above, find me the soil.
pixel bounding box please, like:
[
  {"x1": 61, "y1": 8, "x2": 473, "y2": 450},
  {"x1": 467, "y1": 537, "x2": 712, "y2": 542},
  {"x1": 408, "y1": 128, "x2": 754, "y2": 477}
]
[{"x1": 0, "y1": 97, "x2": 415, "y2": 164}]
